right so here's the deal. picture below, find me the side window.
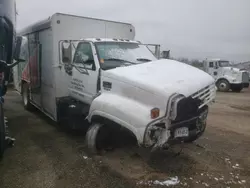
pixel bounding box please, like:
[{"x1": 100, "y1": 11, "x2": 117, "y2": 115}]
[
  {"x1": 73, "y1": 42, "x2": 95, "y2": 70},
  {"x1": 209, "y1": 62, "x2": 214, "y2": 68}
]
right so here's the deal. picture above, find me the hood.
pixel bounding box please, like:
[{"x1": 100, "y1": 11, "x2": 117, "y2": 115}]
[
  {"x1": 222, "y1": 67, "x2": 241, "y2": 72},
  {"x1": 103, "y1": 59, "x2": 215, "y2": 98}
]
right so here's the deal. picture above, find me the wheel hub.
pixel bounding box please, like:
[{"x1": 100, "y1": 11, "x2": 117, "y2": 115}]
[{"x1": 219, "y1": 82, "x2": 226, "y2": 89}]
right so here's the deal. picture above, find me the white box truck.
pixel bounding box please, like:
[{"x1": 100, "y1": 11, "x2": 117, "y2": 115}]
[{"x1": 13, "y1": 13, "x2": 216, "y2": 154}]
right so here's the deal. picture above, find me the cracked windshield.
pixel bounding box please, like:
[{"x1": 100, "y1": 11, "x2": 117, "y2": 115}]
[
  {"x1": 0, "y1": 0, "x2": 249, "y2": 188},
  {"x1": 95, "y1": 42, "x2": 157, "y2": 70}
]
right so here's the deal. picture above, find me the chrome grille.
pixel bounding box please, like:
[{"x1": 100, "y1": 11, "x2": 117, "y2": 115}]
[
  {"x1": 191, "y1": 84, "x2": 216, "y2": 109},
  {"x1": 242, "y1": 72, "x2": 249, "y2": 83}
]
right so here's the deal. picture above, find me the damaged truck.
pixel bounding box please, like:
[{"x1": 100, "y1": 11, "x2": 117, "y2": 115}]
[{"x1": 13, "y1": 13, "x2": 216, "y2": 154}]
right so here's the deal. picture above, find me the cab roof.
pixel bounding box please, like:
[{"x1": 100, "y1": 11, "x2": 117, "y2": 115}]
[
  {"x1": 82, "y1": 38, "x2": 140, "y2": 44},
  {"x1": 207, "y1": 58, "x2": 229, "y2": 62}
]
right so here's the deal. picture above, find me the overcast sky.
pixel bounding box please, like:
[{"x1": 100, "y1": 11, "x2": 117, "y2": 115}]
[{"x1": 17, "y1": 0, "x2": 250, "y2": 62}]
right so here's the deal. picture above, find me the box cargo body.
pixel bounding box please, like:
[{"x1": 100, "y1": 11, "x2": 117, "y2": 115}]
[{"x1": 13, "y1": 13, "x2": 135, "y2": 120}]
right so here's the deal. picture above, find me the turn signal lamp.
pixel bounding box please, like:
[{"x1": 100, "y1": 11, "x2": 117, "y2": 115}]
[{"x1": 151, "y1": 108, "x2": 160, "y2": 119}]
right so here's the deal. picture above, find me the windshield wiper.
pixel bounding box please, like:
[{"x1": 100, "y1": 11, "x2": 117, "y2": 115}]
[
  {"x1": 136, "y1": 58, "x2": 152, "y2": 62},
  {"x1": 104, "y1": 58, "x2": 137, "y2": 64}
]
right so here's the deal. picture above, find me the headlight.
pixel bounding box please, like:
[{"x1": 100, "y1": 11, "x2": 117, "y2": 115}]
[{"x1": 169, "y1": 94, "x2": 185, "y2": 120}]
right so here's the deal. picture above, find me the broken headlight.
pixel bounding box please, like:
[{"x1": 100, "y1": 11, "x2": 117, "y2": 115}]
[{"x1": 169, "y1": 94, "x2": 185, "y2": 120}]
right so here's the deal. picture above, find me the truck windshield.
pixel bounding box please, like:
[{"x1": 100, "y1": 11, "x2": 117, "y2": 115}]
[
  {"x1": 218, "y1": 61, "x2": 230, "y2": 67},
  {"x1": 95, "y1": 42, "x2": 157, "y2": 70}
]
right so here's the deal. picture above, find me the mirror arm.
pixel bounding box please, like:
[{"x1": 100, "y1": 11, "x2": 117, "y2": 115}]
[
  {"x1": 0, "y1": 59, "x2": 22, "y2": 70},
  {"x1": 7, "y1": 60, "x2": 20, "y2": 68}
]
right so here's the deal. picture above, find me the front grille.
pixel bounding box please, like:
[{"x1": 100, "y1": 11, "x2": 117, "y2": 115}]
[
  {"x1": 173, "y1": 97, "x2": 200, "y2": 122},
  {"x1": 191, "y1": 84, "x2": 216, "y2": 109},
  {"x1": 242, "y1": 72, "x2": 249, "y2": 83},
  {"x1": 171, "y1": 97, "x2": 207, "y2": 124}
]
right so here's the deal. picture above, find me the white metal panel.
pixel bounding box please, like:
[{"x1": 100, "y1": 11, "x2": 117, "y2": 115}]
[
  {"x1": 51, "y1": 13, "x2": 135, "y2": 99},
  {"x1": 39, "y1": 29, "x2": 56, "y2": 118},
  {"x1": 12, "y1": 66, "x2": 20, "y2": 92}
]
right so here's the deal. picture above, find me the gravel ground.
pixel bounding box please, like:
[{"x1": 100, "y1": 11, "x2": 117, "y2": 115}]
[{"x1": 1, "y1": 88, "x2": 250, "y2": 188}]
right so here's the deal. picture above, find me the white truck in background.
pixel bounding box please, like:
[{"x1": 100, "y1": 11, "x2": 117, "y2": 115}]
[
  {"x1": 203, "y1": 59, "x2": 249, "y2": 92},
  {"x1": 13, "y1": 13, "x2": 216, "y2": 154}
]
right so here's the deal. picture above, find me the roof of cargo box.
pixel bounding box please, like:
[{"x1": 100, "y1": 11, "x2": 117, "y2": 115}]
[
  {"x1": 18, "y1": 18, "x2": 51, "y2": 35},
  {"x1": 18, "y1": 13, "x2": 133, "y2": 36}
]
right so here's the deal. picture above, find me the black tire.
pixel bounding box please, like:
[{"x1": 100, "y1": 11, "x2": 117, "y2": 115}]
[
  {"x1": 216, "y1": 79, "x2": 230, "y2": 92},
  {"x1": 22, "y1": 83, "x2": 33, "y2": 110},
  {"x1": 0, "y1": 103, "x2": 5, "y2": 158},
  {"x1": 86, "y1": 123, "x2": 112, "y2": 155},
  {"x1": 184, "y1": 123, "x2": 207, "y2": 143}
]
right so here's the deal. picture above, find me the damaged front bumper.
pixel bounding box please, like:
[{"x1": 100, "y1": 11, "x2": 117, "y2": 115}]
[{"x1": 143, "y1": 107, "x2": 208, "y2": 150}]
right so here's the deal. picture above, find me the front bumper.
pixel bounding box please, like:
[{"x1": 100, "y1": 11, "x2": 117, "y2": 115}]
[{"x1": 143, "y1": 108, "x2": 208, "y2": 149}]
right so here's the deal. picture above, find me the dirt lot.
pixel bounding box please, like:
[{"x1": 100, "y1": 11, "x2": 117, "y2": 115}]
[{"x1": 1, "y1": 88, "x2": 250, "y2": 188}]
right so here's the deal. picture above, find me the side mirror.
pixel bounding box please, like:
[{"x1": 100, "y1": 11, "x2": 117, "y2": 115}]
[{"x1": 13, "y1": 36, "x2": 28, "y2": 63}]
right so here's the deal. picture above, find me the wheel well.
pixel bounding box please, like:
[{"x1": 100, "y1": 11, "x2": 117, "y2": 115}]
[
  {"x1": 91, "y1": 115, "x2": 138, "y2": 144},
  {"x1": 216, "y1": 78, "x2": 229, "y2": 85}
]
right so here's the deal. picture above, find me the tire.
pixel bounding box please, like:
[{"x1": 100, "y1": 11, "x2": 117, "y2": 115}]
[
  {"x1": 216, "y1": 79, "x2": 230, "y2": 92},
  {"x1": 22, "y1": 83, "x2": 33, "y2": 110},
  {"x1": 0, "y1": 103, "x2": 5, "y2": 158},
  {"x1": 184, "y1": 123, "x2": 207, "y2": 143},
  {"x1": 86, "y1": 123, "x2": 112, "y2": 155}
]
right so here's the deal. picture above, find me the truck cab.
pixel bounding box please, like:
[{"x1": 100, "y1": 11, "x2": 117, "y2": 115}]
[{"x1": 204, "y1": 59, "x2": 249, "y2": 92}]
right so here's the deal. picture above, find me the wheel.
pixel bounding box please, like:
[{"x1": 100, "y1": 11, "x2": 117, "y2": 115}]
[
  {"x1": 0, "y1": 103, "x2": 5, "y2": 158},
  {"x1": 216, "y1": 79, "x2": 230, "y2": 92},
  {"x1": 22, "y1": 83, "x2": 33, "y2": 110},
  {"x1": 86, "y1": 123, "x2": 112, "y2": 155},
  {"x1": 231, "y1": 85, "x2": 243, "y2": 93},
  {"x1": 184, "y1": 122, "x2": 207, "y2": 143}
]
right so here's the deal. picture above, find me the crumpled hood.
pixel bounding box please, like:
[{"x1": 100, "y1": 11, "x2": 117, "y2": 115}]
[{"x1": 102, "y1": 59, "x2": 215, "y2": 98}]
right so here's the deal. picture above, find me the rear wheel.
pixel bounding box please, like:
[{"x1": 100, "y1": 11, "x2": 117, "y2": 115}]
[
  {"x1": 216, "y1": 79, "x2": 230, "y2": 92},
  {"x1": 22, "y1": 83, "x2": 33, "y2": 110},
  {"x1": 0, "y1": 103, "x2": 5, "y2": 158}
]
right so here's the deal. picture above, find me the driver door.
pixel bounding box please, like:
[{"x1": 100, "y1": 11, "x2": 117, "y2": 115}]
[
  {"x1": 208, "y1": 61, "x2": 218, "y2": 79},
  {"x1": 69, "y1": 42, "x2": 100, "y2": 105}
]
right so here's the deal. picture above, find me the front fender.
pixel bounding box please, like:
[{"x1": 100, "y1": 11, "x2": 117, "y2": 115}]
[
  {"x1": 88, "y1": 93, "x2": 155, "y2": 144},
  {"x1": 218, "y1": 74, "x2": 241, "y2": 84}
]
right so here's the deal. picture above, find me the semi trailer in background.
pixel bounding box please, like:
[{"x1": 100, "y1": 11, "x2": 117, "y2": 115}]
[
  {"x1": 0, "y1": 0, "x2": 17, "y2": 158},
  {"x1": 14, "y1": 13, "x2": 216, "y2": 154},
  {"x1": 0, "y1": 0, "x2": 26, "y2": 158}
]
